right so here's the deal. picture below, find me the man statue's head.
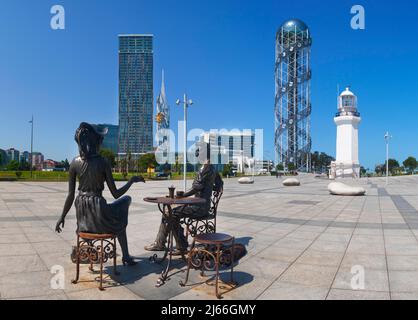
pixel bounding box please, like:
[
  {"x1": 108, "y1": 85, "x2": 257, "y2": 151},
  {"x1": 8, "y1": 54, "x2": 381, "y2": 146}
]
[{"x1": 194, "y1": 141, "x2": 210, "y2": 165}]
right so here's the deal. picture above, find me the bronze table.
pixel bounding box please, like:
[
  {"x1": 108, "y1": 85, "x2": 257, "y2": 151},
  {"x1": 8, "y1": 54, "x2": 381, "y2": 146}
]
[{"x1": 143, "y1": 196, "x2": 206, "y2": 287}]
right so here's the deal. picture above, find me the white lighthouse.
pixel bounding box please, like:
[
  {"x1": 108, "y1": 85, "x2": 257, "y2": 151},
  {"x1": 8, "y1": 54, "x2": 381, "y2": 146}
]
[{"x1": 331, "y1": 87, "x2": 361, "y2": 179}]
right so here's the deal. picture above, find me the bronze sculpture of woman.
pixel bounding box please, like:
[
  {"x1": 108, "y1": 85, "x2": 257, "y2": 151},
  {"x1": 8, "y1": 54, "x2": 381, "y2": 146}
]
[{"x1": 55, "y1": 122, "x2": 144, "y2": 266}]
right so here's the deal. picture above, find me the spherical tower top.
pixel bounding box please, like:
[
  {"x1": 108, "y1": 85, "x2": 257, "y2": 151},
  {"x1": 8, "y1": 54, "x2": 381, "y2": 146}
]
[{"x1": 280, "y1": 19, "x2": 309, "y2": 33}]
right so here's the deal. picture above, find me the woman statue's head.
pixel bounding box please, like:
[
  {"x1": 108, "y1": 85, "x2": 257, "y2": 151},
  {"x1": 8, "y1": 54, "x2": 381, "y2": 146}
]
[{"x1": 74, "y1": 122, "x2": 107, "y2": 160}]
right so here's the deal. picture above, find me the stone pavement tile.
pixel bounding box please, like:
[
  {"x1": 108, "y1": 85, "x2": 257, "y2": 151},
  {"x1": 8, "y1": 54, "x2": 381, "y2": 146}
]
[
  {"x1": 0, "y1": 271, "x2": 64, "y2": 299},
  {"x1": 326, "y1": 289, "x2": 390, "y2": 300},
  {"x1": 224, "y1": 258, "x2": 290, "y2": 300},
  {"x1": 279, "y1": 263, "x2": 337, "y2": 288},
  {"x1": 294, "y1": 225, "x2": 327, "y2": 233},
  {"x1": 286, "y1": 231, "x2": 321, "y2": 241},
  {"x1": 21, "y1": 226, "x2": 53, "y2": 234},
  {"x1": 325, "y1": 227, "x2": 355, "y2": 235},
  {"x1": 24, "y1": 232, "x2": 63, "y2": 243},
  {"x1": 258, "y1": 227, "x2": 293, "y2": 237},
  {"x1": 0, "y1": 255, "x2": 47, "y2": 276},
  {"x1": 351, "y1": 234, "x2": 384, "y2": 243},
  {"x1": 257, "y1": 281, "x2": 329, "y2": 300},
  {"x1": 8, "y1": 292, "x2": 68, "y2": 300},
  {"x1": 257, "y1": 245, "x2": 305, "y2": 263},
  {"x1": 317, "y1": 232, "x2": 351, "y2": 243},
  {"x1": 389, "y1": 271, "x2": 418, "y2": 292},
  {"x1": 170, "y1": 285, "x2": 220, "y2": 300},
  {"x1": 0, "y1": 222, "x2": 21, "y2": 229},
  {"x1": 383, "y1": 229, "x2": 414, "y2": 237},
  {"x1": 340, "y1": 253, "x2": 387, "y2": 271},
  {"x1": 275, "y1": 237, "x2": 314, "y2": 250},
  {"x1": 332, "y1": 268, "x2": 389, "y2": 292},
  {"x1": 346, "y1": 241, "x2": 385, "y2": 255},
  {"x1": 0, "y1": 234, "x2": 28, "y2": 244},
  {"x1": 0, "y1": 227, "x2": 23, "y2": 235},
  {"x1": 67, "y1": 286, "x2": 142, "y2": 300},
  {"x1": 391, "y1": 292, "x2": 418, "y2": 300},
  {"x1": 385, "y1": 243, "x2": 418, "y2": 256},
  {"x1": 0, "y1": 243, "x2": 34, "y2": 256},
  {"x1": 310, "y1": 240, "x2": 348, "y2": 253},
  {"x1": 296, "y1": 250, "x2": 344, "y2": 267},
  {"x1": 387, "y1": 255, "x2": 418, "y2": 271},
  {"x1": 31, "y1": 240, "x2": 72, "y2": 255},
  {"x1": 384, "y1": 236, "x2": 418, "y2": 246}
]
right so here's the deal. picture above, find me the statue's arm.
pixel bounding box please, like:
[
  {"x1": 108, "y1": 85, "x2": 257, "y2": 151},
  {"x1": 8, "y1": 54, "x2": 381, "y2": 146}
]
[
  {"x1": 55, "y1": 163, "x2": 76, "y2": 232},
  {"x1": 104, "y1": 162, "x2": 144, "y2": 199},
  {"x1": 105, "y1": 163, "x2": 132, "y2": 199}
]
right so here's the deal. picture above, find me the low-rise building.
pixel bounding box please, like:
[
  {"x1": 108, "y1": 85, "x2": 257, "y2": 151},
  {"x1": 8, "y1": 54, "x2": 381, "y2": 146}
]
[{"x1": 32, "y1": 152, "x2": 44, "y2": 171}]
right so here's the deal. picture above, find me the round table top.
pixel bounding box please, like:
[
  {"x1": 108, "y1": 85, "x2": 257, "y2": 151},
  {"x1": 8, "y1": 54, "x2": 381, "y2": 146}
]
[{"x1": 143, "y1": 196, "x2": 206, "y2": 205}]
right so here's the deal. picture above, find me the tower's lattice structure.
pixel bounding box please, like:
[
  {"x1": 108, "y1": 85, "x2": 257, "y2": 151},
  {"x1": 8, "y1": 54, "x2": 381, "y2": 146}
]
[{"x1": 275, "y1": 19, "x2": 312, "y2": 171}]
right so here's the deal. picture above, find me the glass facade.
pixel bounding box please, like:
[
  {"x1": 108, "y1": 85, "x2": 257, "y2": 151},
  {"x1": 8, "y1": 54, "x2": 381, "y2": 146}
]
[
  {"x1": 118, "y1": 35, "x2": 154, "y2": 155},
  {"x1": 96, "y1": 124, "x2": 119, "y2": 154}
]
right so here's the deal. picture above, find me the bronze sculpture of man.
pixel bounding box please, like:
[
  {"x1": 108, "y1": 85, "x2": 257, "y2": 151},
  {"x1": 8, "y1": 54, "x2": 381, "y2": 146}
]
[{"x1": 145, "y1": 142, "x2": 223, "y2": 253}]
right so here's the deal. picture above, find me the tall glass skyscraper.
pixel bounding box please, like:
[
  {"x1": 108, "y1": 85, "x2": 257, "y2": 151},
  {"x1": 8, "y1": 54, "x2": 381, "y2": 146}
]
[{"x1": 118, "y1": 34, "x2": 154, "y2": 155}]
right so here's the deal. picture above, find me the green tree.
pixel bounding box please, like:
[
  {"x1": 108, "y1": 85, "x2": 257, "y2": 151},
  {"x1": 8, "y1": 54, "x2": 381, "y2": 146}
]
[
  {"x1": 403, "y1": 156, "x2": 417, "y2": 173},
  {"x1": 276, "y1": 164, "x2": 284, "y2": 171},
  {"x1": 311, "y1": 151, "x2": 335, "y2": 172},
  {"x1": 287, "y1": 163, "x2": 296, "y2": 172},
  {"x1": 19, "y1": 160, "x2": 30, "y2": 171},
  {"x1": 222, "y1": 162, "x2": 233, "y2": 177},
  {"x1": 385, "y1": 159, "x2": 400, "y2": 174},
  {"x1": 7, "y1": 160, "x2": 20, "y2": 171},
  {"x1": 375, "y1": 164, "x2": 384, "y2": 175},
  {"x1": 100, "y1": 148, "x2": 116, "y2": 168},
  {"x1": 138, "y1": 153, "x2": 158, "y2": 173},
  {"x1": 360, "y1": 166, "x2": 367, "y2": 177}
]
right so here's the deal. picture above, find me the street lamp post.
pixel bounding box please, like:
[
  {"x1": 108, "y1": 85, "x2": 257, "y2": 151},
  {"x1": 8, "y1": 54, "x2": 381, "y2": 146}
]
[
  {"x1": 384, "y1": 132, "x2": 392, "y2": 185},
  {"x1": 29, "y1": 115, "x2": 34, "y2": 178},
  {"x1": 176, "y1": 93, "x2": 193, "y2": 191}
]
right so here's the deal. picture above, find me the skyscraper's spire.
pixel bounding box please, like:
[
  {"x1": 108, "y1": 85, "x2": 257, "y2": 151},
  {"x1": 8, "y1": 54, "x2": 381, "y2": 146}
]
[{"x1": 161, "y1": 69, "x2": 166, "y2": 99}]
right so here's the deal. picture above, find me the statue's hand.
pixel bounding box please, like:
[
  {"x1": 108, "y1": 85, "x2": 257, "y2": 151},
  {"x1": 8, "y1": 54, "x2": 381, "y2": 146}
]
[
  {"x1": 55, "y1": 217, "x2": 65, "y2": 233},
  {"x1": 130, "y1": 175, "x2": 145, "y2": 183}
]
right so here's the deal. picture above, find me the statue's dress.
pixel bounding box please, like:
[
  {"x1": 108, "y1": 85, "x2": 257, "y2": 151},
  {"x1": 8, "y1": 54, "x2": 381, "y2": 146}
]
[{"x1": 73, "y1": 155, "x2": 130, "y2": 235}]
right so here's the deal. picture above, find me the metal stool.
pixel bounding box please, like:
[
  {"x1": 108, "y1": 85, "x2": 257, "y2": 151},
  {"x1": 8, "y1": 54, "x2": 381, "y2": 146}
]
[
  {"x1": 72, "y1": 232, "x2": 119, "y2": 290},
  {"x1": 180, "y1": 233, "x2": 236, "y2": 299}
]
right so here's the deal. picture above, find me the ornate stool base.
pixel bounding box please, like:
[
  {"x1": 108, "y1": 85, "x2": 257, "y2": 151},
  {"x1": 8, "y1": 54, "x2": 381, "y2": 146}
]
[
  {"x1": 72, "y1": 232, "x2": 119, "y2": 291},
  {"x1": 180, "y1": 233, "x2": 237, "y2": 299}
]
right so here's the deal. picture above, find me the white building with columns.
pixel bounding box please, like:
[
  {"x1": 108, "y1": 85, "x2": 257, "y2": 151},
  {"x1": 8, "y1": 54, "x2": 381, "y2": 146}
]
[{"x1": 330, "y1": 87, "x2": 361, "y2": 179}]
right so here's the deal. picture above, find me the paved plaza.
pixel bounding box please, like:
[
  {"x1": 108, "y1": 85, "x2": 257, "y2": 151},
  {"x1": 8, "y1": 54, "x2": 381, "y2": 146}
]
[{"x1": 2, "y1": 174, "x2": 418, "y2": 300}]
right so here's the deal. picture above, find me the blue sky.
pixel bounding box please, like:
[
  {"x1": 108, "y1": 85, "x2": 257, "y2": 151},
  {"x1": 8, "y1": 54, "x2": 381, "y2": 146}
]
[{"x1": 0, "y1": 0, "x2": 417, "y2": 169}]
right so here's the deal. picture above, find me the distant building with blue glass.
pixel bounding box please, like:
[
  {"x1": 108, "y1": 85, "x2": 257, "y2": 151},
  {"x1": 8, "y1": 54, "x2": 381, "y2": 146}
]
[
  {"x1": 96, "y1": 124, "x2": 119, "y2": 154},
  {"x1": 118, "y1": 34, "x2": 154, "y2": 156}
]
